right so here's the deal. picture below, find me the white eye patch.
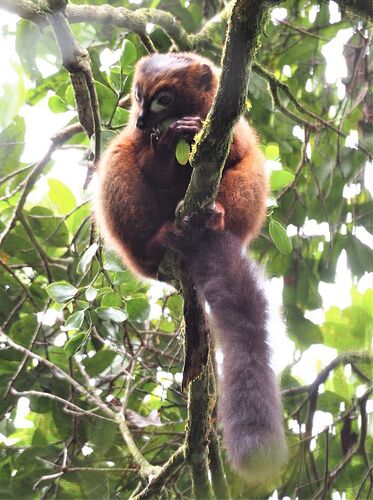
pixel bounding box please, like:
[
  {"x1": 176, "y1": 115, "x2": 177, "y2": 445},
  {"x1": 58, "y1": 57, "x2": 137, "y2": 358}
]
[
  {"x1": 150, "y1": 91, "x2": 174, "y2": 113},
  {"x1": 150, "y1": 100, "x2": 166, "y2": 113}
]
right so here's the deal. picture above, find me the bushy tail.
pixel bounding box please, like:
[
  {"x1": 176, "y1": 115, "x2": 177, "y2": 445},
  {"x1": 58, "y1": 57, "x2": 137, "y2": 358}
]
[{"x1": 189, "y1": 230, "x2": 287, "y2": 485}]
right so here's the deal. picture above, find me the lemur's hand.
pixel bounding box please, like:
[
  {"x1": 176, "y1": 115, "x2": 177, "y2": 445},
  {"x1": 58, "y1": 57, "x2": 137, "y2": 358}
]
[
  {"x1": 183, "y1": 202, "x2": 225, "y2": 232},
  {"x1": 151, "y1": 116, "x2": 202, "y2": 153},
  {"x1": 152, "y1": 202, "x2": 225, "y2": 259}
]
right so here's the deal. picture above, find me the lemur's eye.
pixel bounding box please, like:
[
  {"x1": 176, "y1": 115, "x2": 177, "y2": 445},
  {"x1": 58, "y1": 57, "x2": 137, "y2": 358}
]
[
  {"x1": 157, "y1": 91, "x2": 173, "y2": 106},
  {"x1": 150, "y1": 91, "x2": 174, "y2": 113}
]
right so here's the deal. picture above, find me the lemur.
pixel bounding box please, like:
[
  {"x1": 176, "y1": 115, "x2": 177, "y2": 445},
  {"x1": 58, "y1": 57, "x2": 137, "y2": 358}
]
[{"x1": 95, "y1": 52, "x2": 287, "y2": 484}]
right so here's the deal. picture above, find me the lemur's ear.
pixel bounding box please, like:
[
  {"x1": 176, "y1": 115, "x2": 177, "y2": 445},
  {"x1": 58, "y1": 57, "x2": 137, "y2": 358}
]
[{"x1": 199, "y1": 63, "x2": 213, "y2": 90}]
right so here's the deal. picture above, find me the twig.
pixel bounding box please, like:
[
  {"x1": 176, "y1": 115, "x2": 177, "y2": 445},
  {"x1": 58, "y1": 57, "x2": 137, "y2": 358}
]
[
  {"x1": 46, "y1": 8, "x2": 101, "y2": 162},
  {"x1": 208, "y1": 429, "x2": 231, "y2": 499},
  {"x1": 0, "y1": 257, "x2": 37, "y2": 308},
  {"x1": 3, "y1": 301, "x2": 50, "y2": 398},
  {"x1": 356, "y1": 464, "x2": 373, "y2": 500},
  {"x1": 10, "y1": 388, "x2": 115, "y2": 422},
  {"x1": 0, "y1": 327, "x2": 116, "y2": 418},
  {"x1": 0, "y1": 123, "x2": 83, "y2": 249},
  {"x1": 282, "y1": 352, "x2": 372, "y2": 397},
  {"x1": 132, "y1": 447, "x2": 185, "y2": 500},
  {"x1": 118, "y1": 418, "x2": 161, "y2": 479},
  {"x1": 254, "y1": 62, "x2": 373, "y2": 158}
]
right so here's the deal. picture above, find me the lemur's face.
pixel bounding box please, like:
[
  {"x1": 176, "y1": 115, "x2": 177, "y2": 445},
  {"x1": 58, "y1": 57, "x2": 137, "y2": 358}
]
[
  {"x1": 132, "y1": 54, "x2": 215, "y2": 133},
  {"x1": 133, "y1": 82, "x2": 179, "y2": 132}
]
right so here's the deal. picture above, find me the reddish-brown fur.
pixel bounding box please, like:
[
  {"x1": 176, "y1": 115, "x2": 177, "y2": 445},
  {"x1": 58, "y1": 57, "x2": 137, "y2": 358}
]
[
  {"x1": 95, "y1": 53, "x2": 267, "y2": 278},
  {"x1": 95, "y1": 53, "x2": 287, "y2": 483}
]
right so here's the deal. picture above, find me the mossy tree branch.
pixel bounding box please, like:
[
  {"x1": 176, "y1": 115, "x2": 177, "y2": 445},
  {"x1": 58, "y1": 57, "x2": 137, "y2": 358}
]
[
  {"x1": 182, "y1": 0, "x2": 271, "y2": 214},
  {"x1": 45, "y1": 2, "x2": 101, "y2": 162},
  {"x1": 166, "y1": 1, "x2": 275, "y2": 497}
]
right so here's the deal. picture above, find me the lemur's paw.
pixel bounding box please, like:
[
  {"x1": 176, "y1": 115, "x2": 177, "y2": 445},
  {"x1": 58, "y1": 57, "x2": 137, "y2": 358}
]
[
  {"x1": 154, "y1": 116, "x2": 203, "y2": 151},
  {"x1": 149, "y1": 222, "x2": 190, "y2": 256},
  {"x1": 183, "y1": 202, "x2": 225, "y2": 232}
]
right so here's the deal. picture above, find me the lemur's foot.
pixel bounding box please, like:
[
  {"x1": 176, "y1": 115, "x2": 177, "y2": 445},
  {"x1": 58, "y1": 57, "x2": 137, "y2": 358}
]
[
  {"x1": 151, "y1": 202, "x2": 225, "y2": 258},
  {"x1": 182, "y1": 202, "x2": 225, "y2": 232},
  {"x1": 147, "y1": 222, "x2": 190, "y2": 257}
]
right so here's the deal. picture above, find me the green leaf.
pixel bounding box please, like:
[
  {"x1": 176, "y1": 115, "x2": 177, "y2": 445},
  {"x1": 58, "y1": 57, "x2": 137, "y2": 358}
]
[
  {"x1": 120, "y1": 39, "x2": 137, "y2": 69},
  {"x1": 47, "y1": 179, "x2": 76, "y2": 215},
  {"x1": 91, "y1": 130, "x2": 118, "y2": 156},
  {"x1": 126, "y1": 297, "x2": 150, "y2": 322},
  {"x1": 15, "y1": 20, "x2": 41, "y2": 80},
  {"x1": 9, "y1": 315, "x2": 37, "y2": 347},
  {"x1": 346, "y1": 234, "x2": 373, "y2": 278},
  {"x1": 96, "y1": 306, "x2": 128, "y2": 323},
  {"x1": 77, "y1": 242, "x2": 98, "y2": 274},
  {"x1": 94, "y1": 81, "x2": 117, "y2": 122},
  {"x1": 52, "y1": 399, "x2": 71, "y2": 439},
  {"x1": 166, "y1": 294, "x2": 183, "y2": 320},
  {"x1": 83, "y1": 349, "x2": 117, "y2": 376},
  {"x1": 101, "y1": 291, "x2": 122, "y2": 308},
  {"x1": 64, "y1": 311, "x2": 84, "y2": 331},
  {"x1": 175, "y1": 138, "x2": 190, "y2": 165},
  {"x1": 108, "y1": 65, "x2": 123, "y2": 92},
  {"x1": 270, "y1": 170, "x2": 295, "y2": 191},
  {"x1": 104, "y1": 249, "x2": 126, "y2": 272},
  {"x1": 65, "y1": 84, "x2": 75, "y2": 107},
  {"x1": 269, "y1": 219, "x2": 292, "y2": 254},
  {"x1": 111, "y1": 106, "x2": 130, "y2": 127},
  {"x1": 0, "y1": 116, "x2": 26, "y2": 176},
  {"x1": 85, "y1": 287, "x2": 98, "y2": 302},
  {"x1": 318, "y1": 390, "x2": 348, "y2": 413},
  {"x1": 265, "y1": 143, "x2": 280, "y2": 160},
  {"x1": 286, "y1": 306, "x2": 323, "y2": 347},
  {"x1": 48, "y1": 95, "x2": 68, "y2": 113},
  {"x1": 88, "y1": 418, "x2": 118, "y2": 455},
  {"x1": 27, "y1": 206, "x2": 69, "y2": 247},
  {"x1": 47, "y1": 282, "x2": 78, "y2": 303},
  {"x1": 64, "y1": 332, "x2": 86, "y2": 356}
]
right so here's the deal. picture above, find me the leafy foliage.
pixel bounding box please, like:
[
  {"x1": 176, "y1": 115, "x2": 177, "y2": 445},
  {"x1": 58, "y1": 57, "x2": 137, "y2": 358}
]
[{"x1": 0, "y1": 0, "x2": 371, "y2": 499}]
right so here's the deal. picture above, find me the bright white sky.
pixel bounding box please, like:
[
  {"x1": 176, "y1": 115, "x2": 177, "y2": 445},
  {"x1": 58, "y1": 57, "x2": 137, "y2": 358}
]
[{"x1": 0, "y1": 4, "x2": 371, "y2": 435}]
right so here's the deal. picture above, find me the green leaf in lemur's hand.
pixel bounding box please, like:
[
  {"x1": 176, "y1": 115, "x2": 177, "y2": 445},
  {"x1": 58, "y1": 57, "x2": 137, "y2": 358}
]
[
  {"x1": 159, "y1": 118, "x2": 174, "y2": 132},
  {"x1": 269, "y1": 219, "x2": 292, "y2": 255},
  {"x1": 176, "y1": 138, "x2": 191, "y2": 165}
]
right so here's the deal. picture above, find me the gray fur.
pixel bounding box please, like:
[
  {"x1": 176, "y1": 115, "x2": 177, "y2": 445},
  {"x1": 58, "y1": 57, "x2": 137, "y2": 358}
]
[{"x1": 189, "y1": 230, "x2": 287, "y2": 484}]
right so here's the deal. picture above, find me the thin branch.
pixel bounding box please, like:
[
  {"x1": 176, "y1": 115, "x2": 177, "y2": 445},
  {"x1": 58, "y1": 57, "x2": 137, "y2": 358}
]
[
  {"x1": 10, "y1": 388, "x2": 115, "y2": 423},
  {"x1": 282, "y1": 352, "x2": 372, "y2": 397},
  {"x1": 0, "y1": 257, "x2": 37, "y2": 308},
  {"x1": 0, "y1": 123, "x2": 83, "y2": 249},
  {"x1": 356, "y1": 464, "x2": 373, "y2": 500},
  {"x1": 118, "y1": 418, "x2": 161, "y2": 479},
  {"x1": 3, "y1": 302, "x2": 51, "y2": 398},
  {"x1": 254, "y1": 62, "x2": 373, "y2": 158},
  {"x1": 208, "y1": 429, "x2": 231, "y2": 500},
  {"x1": 46, "y1": 8, "x2": 101, "y2": 161},
  {"x1": 0, "y1": 327, "x2": 116, "y2": 419},
  {"x1": 133, "y1": 447, "x2": 185, "y2": 500}
]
